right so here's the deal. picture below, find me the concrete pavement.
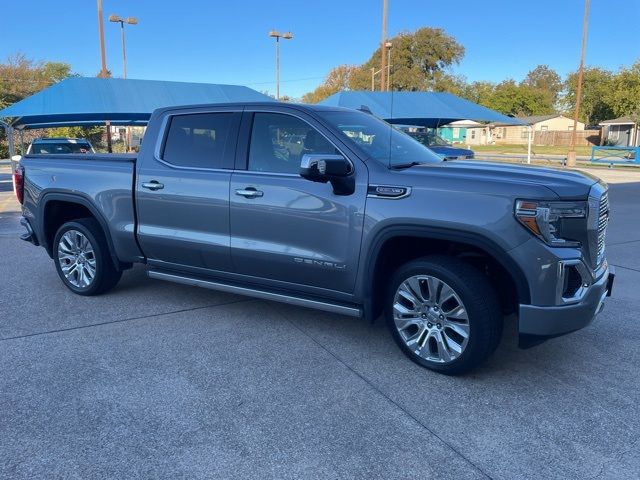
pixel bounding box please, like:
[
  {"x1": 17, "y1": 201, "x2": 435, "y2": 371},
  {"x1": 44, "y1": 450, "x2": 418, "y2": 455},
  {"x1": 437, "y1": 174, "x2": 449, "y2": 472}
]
[{"x1": 0, "y1": 164, "x2": 639, "y2": 479}]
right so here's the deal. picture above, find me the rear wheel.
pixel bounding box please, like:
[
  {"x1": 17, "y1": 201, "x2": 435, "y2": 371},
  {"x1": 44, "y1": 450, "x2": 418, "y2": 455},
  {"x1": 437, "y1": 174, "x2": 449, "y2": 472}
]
[
  {"x1": 385, "y1": 255, "x2": 502, "y2": 375},
  {"x1": 53, "y1": 218, "x2": 122, "y2": 296}
]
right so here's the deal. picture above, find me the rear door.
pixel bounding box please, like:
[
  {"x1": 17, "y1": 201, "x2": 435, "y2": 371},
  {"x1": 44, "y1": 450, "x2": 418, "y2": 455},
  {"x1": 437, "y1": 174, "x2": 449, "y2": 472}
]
[
  {"x1": 229, "y1": 108, "x2": 368, "y2": 295},
  {"x1": 136, "y1": 107, "x2": 241, "y2": 272}
]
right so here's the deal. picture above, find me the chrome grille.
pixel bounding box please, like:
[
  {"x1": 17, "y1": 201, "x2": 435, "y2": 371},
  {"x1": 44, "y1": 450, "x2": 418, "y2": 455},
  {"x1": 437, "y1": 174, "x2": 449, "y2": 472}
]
[{"x1": 596, "y1": 192, "x2": 609, "y2": 266}]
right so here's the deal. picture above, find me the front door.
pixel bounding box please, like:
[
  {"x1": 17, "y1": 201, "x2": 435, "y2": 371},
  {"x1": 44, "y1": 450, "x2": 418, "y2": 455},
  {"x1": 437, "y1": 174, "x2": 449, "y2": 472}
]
[
  {"x1": 229, "y1": 111, "x2": 367, "y2": 295},
  {"x1": 136, "y1": 109, "x2": 241, "y2": 272}
]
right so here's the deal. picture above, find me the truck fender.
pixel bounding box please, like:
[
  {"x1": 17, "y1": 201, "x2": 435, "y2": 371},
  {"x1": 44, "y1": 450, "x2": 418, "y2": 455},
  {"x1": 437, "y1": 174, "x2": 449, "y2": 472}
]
[
  {"x1": 39, "y1": 192, "x2": 122, "y2": 271},
  {"x1": 360, "y1": 225, "x2": 531, "y2": 321}
]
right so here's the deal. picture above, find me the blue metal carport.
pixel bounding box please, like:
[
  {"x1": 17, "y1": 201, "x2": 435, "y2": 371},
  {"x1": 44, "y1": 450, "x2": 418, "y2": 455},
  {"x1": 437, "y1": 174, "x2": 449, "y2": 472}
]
[
  {"x1": 319, "y1": 91, "x2": 519, "y2": 127},
  {"x1": 0, "y1": 77, "x2": 274, "y2": 156}
]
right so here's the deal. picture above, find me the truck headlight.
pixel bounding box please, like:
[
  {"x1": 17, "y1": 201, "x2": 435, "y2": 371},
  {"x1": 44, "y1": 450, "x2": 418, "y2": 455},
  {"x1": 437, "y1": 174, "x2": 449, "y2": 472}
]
[{"x1": 515, "y1": 200, "x2": 587, "y2": 247}]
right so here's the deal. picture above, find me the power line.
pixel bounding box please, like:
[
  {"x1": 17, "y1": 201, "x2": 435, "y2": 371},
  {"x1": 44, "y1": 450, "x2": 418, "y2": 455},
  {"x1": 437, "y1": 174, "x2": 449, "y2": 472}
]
[
  {"x1": 0, "y1": 75, "x2": 327, "y2": 87},
  {"x1": 243, "y1": 75, "x2": 325, "y2": 86}
]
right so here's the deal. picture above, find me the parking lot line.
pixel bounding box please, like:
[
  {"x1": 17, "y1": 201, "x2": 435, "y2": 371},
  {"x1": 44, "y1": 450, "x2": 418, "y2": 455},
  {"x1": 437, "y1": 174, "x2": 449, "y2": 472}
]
[{"x1": 0, "y1": 297, "x2": 253, "y2": 343}]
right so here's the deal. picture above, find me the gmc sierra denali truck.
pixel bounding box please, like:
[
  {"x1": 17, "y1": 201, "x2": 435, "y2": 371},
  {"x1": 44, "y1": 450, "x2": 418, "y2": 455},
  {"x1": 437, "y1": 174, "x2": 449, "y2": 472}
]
[{"x1": 13, "y1": 102, "x2": 614, "y2": 374}]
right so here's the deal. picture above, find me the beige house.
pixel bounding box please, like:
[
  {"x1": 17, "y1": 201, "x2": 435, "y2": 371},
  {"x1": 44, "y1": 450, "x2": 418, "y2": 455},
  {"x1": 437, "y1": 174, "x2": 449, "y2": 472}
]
[{"x1": 466, "y1": 115, "x2": 586, "y2": 146}]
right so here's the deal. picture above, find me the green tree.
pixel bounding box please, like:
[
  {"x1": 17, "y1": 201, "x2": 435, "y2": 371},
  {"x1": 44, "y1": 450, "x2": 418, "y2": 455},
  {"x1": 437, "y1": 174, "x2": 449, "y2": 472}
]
[
  {"x1": 0, "y1": 53, "x2": 74, "y2": 157},
  {"x1": 522, "y1": 65, "x2": 562, "y2": 110},
  {"x1": 0, "y1": 53, "x2": 72, "y2": 108},
  {"x1": 609, "y1": 60, "x2": 640, "y2": 118},
  {"x1": 302, "y1": 28, "x2": 464, "y2": 102},
  {"x1": 302, "y1": 65, "x2": 359, "y2": 103},
  {"x1": 431, "y1": 73, "x2": 467, "y2": 96},
  {"x1": 49, "y1": 126, "x2": 104, "y2": 147},
  {"x1": 362, "y1": 28, "x2": 465, "y2": 92},
  {"x1": 564, "y1": 67, "x2": 615, "y2": 124},
  {"x1": 476, "y1": 80, "x2": 547, "y2": 116},
  {"x1": 461, "y1": 81, "x2": 496, "y2": 106}
]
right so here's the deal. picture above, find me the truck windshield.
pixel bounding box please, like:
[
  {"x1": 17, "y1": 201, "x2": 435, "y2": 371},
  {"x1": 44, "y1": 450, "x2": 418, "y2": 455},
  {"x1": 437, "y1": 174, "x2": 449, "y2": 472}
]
[
  {"x1": 318, "y1": 110, "x2": 442, "y2": 168},
  {"x1": 409, "y1": 131, "x2": 450, "y2": 147}
]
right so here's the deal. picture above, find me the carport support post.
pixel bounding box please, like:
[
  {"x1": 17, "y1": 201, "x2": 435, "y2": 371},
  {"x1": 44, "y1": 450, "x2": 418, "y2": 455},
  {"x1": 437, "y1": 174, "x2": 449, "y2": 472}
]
[
  {"x1": 527, "y1": 126, "x2": 532, "y2": 164},
  {"x1": 2, "y1": 122, "x2": 17, "y2": 173},
  {"x1": 6, "y1": 125, "x2": 15, "y2": 158}
]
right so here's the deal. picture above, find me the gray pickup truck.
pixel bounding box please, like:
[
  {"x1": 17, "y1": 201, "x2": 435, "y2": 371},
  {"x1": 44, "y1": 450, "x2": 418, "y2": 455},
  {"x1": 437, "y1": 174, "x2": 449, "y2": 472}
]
[{"x1": 13, "y1": 102, "x2": 614, "y2": 374}]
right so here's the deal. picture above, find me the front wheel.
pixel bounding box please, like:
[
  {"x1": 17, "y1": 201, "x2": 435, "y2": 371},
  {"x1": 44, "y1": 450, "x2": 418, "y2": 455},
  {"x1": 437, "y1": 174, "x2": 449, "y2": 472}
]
[
  {"x1": 53, "y1": 218, "x2": 122, "y2": 296},
  {"x1": 385, "y1": 255, "x2": 502, "y2": 375}
]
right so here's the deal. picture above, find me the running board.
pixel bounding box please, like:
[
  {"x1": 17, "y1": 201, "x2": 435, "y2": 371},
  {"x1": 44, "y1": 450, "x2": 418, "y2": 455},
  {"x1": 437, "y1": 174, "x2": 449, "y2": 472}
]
[{"x1": 148, "y1": 270, "x2": 362, "y2": 318}]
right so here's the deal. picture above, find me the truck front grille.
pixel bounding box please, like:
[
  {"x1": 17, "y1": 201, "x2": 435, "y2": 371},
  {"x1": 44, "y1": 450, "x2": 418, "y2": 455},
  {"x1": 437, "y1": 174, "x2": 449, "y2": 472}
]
[{"x1": 596, "y1": 192, "x2": 609, "y2": 267}]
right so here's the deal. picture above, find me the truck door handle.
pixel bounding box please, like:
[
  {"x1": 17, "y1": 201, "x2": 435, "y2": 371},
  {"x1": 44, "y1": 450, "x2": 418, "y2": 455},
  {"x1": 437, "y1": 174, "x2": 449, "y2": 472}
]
[
  {"x1": 141, "y1": 181, "x2": 164, "y2": 191},
  {"x1": 235, "y1": 187, "x2": 263, "y2": 198}
]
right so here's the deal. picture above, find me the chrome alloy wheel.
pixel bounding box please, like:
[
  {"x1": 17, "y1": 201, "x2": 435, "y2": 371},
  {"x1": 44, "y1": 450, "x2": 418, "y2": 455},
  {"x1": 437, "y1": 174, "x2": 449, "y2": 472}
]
[
  {"x1": 393, "y1": 275, "x2": 470, "y2": 363},
  {"x1": 57, "y1": 230, "x2": 97, "y2": 288}
]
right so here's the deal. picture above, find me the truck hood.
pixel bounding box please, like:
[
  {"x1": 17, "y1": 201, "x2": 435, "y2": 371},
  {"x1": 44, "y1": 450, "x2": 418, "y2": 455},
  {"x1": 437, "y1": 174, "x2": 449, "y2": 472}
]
[{"x1": 413, "y1": 161, "x2": 600, "y2": 198}]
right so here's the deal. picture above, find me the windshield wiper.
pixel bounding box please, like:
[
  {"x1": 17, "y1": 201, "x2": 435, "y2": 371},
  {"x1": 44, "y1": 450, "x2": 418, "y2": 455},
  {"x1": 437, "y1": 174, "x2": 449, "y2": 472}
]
[{"x1": 390, "y1": 161, "x2": 426, "y2": 170}]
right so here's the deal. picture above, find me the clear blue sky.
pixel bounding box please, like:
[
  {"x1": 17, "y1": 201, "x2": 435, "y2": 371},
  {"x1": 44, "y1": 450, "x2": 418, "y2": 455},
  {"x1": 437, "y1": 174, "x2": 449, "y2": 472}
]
[{"x1": 1, "y1": 0, "x2": 638, "y2": 98}]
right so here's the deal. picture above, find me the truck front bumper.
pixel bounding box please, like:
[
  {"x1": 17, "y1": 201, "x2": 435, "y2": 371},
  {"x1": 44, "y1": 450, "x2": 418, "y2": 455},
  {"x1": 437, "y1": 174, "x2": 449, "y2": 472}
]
[{"x1": 518, "y1": 265, "x2": 614, "y2": 346}]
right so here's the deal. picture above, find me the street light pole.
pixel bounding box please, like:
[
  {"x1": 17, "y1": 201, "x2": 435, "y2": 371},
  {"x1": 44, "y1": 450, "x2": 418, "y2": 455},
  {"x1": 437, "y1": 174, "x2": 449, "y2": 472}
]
[
  {"x1": 385, "y1": 41, "x2": 392, "y2": 91},
  {"x1": 119, "y1": 20, "x2": 127, "y2": 78},
  {"x1": 567, "y1": 0, "x2": 590, "y2": 167},
  {"x1": 109, "y1": 15, "x2": 138, "y2": 152},
  {"x1": 109, "y1": 15, "x2": 138, "y2": 79},
  {"x1": 269, "y1": 30, "x2": 293, "y2": 100}
]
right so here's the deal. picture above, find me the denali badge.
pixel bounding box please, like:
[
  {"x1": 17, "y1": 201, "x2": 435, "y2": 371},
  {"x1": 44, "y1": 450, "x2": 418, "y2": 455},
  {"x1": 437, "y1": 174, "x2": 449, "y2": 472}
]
[
  {"x1": 367, "y1": 185, "x2": 411, "y2": 199},
  {"x1": 294, "y1": 257, "x2": 346, "y2": 270}
]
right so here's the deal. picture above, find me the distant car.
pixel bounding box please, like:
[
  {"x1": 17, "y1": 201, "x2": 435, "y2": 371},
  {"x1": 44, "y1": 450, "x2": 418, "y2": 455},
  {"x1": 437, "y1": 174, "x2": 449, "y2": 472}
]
[
  {"x1": 408, "y1": 131, "x2": 474, "y2": 160},
  {"x1": 27, "y1": 138, "x2": 95, "y2": 155}
]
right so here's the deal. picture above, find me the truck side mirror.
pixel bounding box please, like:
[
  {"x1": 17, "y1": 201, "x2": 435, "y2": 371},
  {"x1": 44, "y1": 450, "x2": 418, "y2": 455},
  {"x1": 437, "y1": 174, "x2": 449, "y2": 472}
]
[{"x1": 299, "y1": 154, "x2": 355, "y2": 196}]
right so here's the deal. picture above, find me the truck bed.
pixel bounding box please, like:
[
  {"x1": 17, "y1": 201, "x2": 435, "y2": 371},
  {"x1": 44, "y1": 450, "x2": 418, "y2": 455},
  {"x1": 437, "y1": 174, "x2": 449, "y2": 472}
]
[{"x1": 20, "y1": 153, "x2": 143, "y2": 263}]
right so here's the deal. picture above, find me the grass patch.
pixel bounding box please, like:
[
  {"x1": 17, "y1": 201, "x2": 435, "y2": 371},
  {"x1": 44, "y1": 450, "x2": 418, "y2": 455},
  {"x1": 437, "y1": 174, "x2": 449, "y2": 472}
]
[{"x1": 468, "y1": 144, "x2": 593, "y2": 156}]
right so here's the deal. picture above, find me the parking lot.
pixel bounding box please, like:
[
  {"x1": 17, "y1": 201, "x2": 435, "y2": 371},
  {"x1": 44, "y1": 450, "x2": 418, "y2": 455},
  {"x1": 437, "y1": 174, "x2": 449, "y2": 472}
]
[{"x1": 0, "y1": 164, "x2": 639, "y2": 479}]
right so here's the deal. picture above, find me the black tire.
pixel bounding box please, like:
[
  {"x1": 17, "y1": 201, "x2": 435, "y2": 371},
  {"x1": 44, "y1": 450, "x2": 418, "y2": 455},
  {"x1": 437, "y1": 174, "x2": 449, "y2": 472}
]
[
  {"x1": 385, "y1": 255, "x2": 502, "y2": 375},
  {"x1": 53, "y1": 218, "x2": 122, "y2": 296}
]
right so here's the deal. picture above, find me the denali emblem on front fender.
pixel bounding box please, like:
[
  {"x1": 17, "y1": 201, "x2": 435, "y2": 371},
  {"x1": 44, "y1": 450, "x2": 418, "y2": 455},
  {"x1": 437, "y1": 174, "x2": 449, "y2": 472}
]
[
  {"x1": 294, "y1": 257, "x2": 346, "y2": 270},
  {"x1": 367, "y1": 185, "x2": 411, "y2": 199}
]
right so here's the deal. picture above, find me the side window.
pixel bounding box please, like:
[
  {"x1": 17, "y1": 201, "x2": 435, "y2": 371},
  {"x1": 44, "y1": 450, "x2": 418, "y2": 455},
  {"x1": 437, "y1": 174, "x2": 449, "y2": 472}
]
[
  {"x1": 248, "y1": 113, "x2": 338, "y2": 174},
  {"x1": 162, "y1": 113, "x2": 233, "y2": 169}
]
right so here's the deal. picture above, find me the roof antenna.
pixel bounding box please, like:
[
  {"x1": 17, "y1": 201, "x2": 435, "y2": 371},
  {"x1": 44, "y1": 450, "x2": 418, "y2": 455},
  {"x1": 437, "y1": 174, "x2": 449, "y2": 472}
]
[{"x1": 357, "y1": 105, "x2": 373, "y2": 114}]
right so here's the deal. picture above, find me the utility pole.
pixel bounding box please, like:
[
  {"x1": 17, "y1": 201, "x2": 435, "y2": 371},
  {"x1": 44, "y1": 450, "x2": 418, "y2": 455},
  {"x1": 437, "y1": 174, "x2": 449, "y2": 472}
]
[
  {"x1": 379, "y1": 0, "x2": 388, "y2": 92},
  {"x1": 567, "y1": 0, "x2": 590, "y2": 167},
  {"x1": 97, "y1": 0, "x2": 108, "y2": 78},
  {"x1": 96, "y1": 0, "x2": 112, "y2": 153}
]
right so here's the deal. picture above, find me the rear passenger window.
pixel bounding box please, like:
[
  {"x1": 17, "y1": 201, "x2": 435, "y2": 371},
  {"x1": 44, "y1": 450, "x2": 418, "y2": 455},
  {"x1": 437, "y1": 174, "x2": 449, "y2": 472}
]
[{"x1": 162, "y1": 113, "x2": 233, "y2": 169}]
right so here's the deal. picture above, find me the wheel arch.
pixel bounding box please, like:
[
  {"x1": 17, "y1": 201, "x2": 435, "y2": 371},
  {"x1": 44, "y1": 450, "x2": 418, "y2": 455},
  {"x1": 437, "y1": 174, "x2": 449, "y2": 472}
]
[
  {"x1": 361, "y1": 225, "x2": 531, "y2": 321},
  {"x1": 40, "y1": 192, "x2": 122, "y2": 271}
]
